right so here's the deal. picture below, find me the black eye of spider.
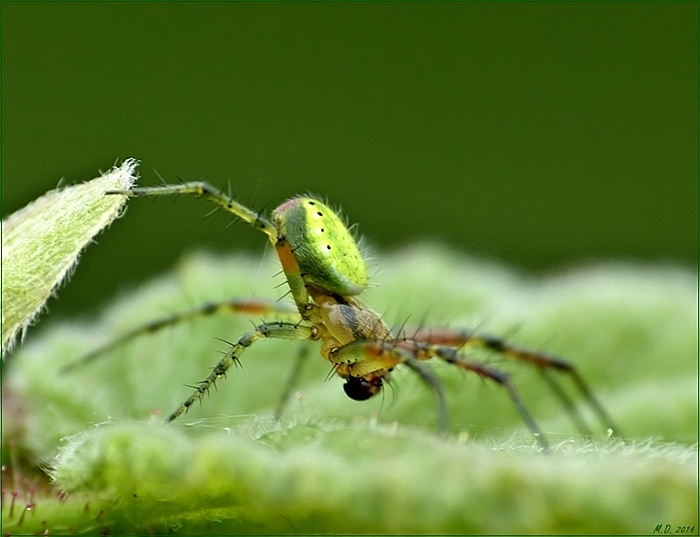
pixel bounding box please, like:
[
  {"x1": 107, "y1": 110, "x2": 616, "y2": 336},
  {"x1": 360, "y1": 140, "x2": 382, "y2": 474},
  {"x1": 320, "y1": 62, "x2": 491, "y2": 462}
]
[{"x1": 343, "y1": 376, "x2": 382, "y2": 401}]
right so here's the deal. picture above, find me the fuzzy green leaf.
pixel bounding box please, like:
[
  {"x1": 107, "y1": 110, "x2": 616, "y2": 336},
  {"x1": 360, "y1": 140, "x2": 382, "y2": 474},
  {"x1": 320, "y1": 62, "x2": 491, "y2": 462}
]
[
  {"x1": 2, "y1": 246, "x2": 697, "y2": 534},
  {"x1": 1, "y1": 159, "x2": 139, "y2": 356}
]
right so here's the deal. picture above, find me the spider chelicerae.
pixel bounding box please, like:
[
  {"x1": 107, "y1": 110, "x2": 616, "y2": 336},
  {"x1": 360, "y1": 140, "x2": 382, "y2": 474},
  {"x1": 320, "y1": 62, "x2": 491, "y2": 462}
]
[{"x1": 64, "y1": 182, "x2": 621, "y2": 450}]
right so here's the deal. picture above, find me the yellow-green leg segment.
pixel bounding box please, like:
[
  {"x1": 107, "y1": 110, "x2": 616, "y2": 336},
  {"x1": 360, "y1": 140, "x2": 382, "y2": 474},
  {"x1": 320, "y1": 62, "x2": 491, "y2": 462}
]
[
  {"x1": 61, "y1": 299, "x2": 301, "y2": 373},
  {"x1": 166, "y1": 321, "x2": 317, "y2": 423}
]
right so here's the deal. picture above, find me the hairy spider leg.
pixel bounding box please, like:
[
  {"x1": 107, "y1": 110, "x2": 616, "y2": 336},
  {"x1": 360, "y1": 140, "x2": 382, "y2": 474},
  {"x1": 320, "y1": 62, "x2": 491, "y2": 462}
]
[
  {"x1": 406, "y1": 327, "x2": 621, "y2": 438},
  {"x1": 107, "y1": 182, "x2": 313, "y2": 315},
  {"x1": 61, "y1": 299, "x2": 301, "y2": 373},
  {"x1": 106, "y1": 183, "x2": 615, "y2": 442},
  {"x1": 107, "y1": 182, "x2": 388, "y2": 421},
  {"x1": 166, "y1": 321, "x2": 318, "y2": 423},
  {"x1": 109, "y1": 182, "x2": 279, "y2": 242},
  {"x1": 104, "y1": 184, "x2": 318, "y2": 422},
  {"x1": 330, "y1": 339, "x2": 548, "y2": 450}
]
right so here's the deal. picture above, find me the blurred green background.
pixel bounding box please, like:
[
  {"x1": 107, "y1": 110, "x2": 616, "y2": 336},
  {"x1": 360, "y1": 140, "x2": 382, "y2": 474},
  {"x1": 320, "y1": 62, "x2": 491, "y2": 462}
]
[{"x1": 2, "y1": 2, "x2": 697, "y2": 319}]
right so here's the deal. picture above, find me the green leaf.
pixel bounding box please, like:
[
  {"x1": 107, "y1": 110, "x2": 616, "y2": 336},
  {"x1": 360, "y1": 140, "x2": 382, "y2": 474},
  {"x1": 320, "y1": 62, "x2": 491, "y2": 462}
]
[
  {"x1": 2, "y1": 245, "x2": 697, "y2": 534},
  {"x1": 1, "y1": 159, "x2": 139, "y2": 356}
]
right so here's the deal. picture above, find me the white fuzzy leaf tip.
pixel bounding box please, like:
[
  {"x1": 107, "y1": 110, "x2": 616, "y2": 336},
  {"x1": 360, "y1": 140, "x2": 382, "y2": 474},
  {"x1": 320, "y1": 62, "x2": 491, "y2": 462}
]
[{"x1": 1, "y1": 158, "x2": 139, "y2": 357}]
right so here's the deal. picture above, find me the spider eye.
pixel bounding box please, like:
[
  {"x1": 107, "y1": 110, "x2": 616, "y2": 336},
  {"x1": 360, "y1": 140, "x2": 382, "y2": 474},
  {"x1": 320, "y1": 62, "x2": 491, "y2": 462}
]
[{"x1": 343, "y1": 376, "x2": 382, "y2": 401}]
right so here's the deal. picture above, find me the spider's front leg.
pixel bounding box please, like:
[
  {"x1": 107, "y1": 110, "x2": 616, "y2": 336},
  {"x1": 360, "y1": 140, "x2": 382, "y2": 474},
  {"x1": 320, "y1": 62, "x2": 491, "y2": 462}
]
[
  {"x1": 166, "y1": 321, "x2": 317, "y2": 423},
  {"x1": 107, "y1": 182, "x2": 279, "y2": 243}
]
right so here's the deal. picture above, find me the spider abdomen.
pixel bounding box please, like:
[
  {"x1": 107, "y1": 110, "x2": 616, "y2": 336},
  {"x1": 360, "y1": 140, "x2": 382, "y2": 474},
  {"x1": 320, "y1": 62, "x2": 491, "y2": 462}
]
[{"x1": 273, "y1": 197, "x2": 368, "y2": 296}]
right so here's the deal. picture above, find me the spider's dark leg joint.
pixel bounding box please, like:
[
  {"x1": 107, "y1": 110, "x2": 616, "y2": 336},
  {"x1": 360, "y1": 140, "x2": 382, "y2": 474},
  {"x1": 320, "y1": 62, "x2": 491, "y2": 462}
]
[
  {"x1": 515, "y1": 346, "x2": 574, "y2": 371},
  {"x1": 543, "y1": 354, "x2": 575, "y2": 372},
  {"x1": 142, "y1": 317, "x2": 173, "y2": 333},
  {"x1": 212, "y1": 362, "x2": 229, "y2": 377},
  {"x1": 476, "y1": 364, "x2": 510, "y2": 385},
  {"x1": 200, "y1": 302, "x2": 218, "y2": 315},
  {"x1": 482, "y1": 334, "x2": 506, "y2": 352}
]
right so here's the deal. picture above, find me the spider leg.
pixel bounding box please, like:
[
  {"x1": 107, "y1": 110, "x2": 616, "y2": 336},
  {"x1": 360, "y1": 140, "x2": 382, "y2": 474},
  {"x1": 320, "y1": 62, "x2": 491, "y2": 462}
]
[
  {"x1": 400, "y1": 355, "x2": 449, "y2": 436},
  {"x1": 273, "y1": 344, "x2": 311, "y2": 420},
  {"x1": 61, "y1": 299, "x2": 301, "y2": 373},
  {"x1": 426, "y1": 342, "x2": 548, "y2": 450},
  {"x1": 107, "y1": 182, "x2": 278, "y2": 243},
  {"x1": 166, "y1": 321, "x2": 317, "y2": 423},
  {"x1": 331, "y1": 339, "x2": 546, "y2": 449},
  {"x1": 407, "y1": 327, "x2": 621, "y2": 438},
  {"x1": 331, "y1": 340, "x2": 448, "y2": 435},
  {"x1": 107, "y1": 182, "x2": 313, "y2": 315}
]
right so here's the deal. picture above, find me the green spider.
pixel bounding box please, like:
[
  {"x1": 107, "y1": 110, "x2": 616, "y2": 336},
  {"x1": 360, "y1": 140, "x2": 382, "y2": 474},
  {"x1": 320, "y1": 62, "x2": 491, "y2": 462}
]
[{"x1": 64, "y1": 182, "x2": 621, "y2": 450}]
